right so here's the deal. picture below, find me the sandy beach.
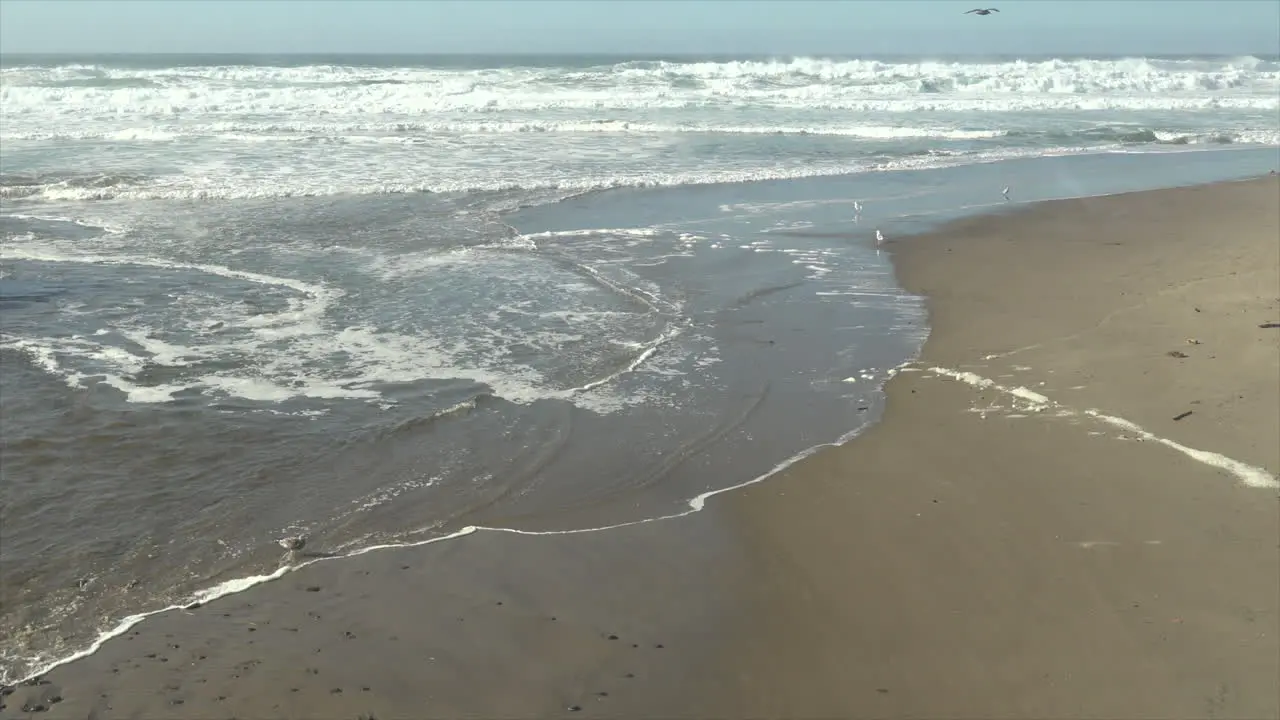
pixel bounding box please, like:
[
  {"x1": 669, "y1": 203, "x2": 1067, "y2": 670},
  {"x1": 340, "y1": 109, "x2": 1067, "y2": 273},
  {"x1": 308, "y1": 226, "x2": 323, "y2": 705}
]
[
  {"x1": 707, "y1": 174, "x2": 1280, "y2": 719},
  {"x1": 5, "y1": 175, "x2": 1277, "y2": 719}
]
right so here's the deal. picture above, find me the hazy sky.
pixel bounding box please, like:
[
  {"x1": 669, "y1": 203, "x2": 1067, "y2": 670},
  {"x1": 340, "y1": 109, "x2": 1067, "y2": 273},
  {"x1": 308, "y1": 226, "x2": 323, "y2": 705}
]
[{"x1": 1, "y1": 0, "x2": 1277, "y2": 56}]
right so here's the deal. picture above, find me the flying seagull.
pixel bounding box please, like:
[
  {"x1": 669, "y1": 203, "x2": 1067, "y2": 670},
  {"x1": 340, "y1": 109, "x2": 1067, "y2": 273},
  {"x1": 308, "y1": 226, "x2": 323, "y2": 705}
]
[
  {"x1": 965, "y1": 8, "x2": 999, "y2": 14},
  {"x1": 1002, "y1": 185, "x2": 1010, "y2": 200}
]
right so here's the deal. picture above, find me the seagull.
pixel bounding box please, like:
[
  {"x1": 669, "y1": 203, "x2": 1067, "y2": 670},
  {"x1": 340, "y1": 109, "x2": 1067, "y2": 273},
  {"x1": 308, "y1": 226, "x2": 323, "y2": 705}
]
[
  {"x1": 1001, "y1": 185, "x2": 1010, "y2": 201},
  {"x1": 875, "y1": 229, "x2": 885, "y2": 245},
  {"x1": 965, "y1": 7, "x2": 999, "y2": 14},
  {"x1": 853, "y1": 200, "x2": 863, "y2": 214},
  {"x1": 278, "y1": 535, "x2": 307, "y2": 553}
]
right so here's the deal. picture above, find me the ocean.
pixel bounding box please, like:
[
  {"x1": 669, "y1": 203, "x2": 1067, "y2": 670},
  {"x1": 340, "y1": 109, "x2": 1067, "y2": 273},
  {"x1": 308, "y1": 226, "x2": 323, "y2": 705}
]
[{"x1": 1, "y1": 53, "x2": 1277, "y2": 684}]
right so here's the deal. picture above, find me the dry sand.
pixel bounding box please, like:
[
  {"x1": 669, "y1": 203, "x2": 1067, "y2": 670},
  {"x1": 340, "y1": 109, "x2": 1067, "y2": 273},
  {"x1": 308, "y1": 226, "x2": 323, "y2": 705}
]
[{"x1": 4, "y1": 177, "x2": 1277, "y2": 719}]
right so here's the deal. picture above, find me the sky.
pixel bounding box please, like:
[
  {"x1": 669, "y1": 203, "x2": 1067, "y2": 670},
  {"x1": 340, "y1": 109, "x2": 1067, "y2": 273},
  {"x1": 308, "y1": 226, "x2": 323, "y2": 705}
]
[{"x1": 1, "y1": 0, "x2": 1277, "y2": 56}]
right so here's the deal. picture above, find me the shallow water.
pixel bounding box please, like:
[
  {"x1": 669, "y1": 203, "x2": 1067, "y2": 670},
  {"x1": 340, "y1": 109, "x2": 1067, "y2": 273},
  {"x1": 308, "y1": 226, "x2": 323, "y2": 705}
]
[{"x1": 1, "y1": 52, "x2": 1277, "y2": 683}]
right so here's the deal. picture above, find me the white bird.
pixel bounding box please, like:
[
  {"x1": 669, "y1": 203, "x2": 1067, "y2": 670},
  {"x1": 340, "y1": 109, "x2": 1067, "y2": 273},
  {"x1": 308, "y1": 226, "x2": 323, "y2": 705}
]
[
  {"x1": 278, "y1": 535, "x2": 306, "y2": 553},
  {"x1": 1001, "y1": 186, "x2": 1010, "y2": 201},
  {"x1": 853, "y1": 200, "x2": 863, "y2": 214},
  {"x1": 875, "y1": 229, "x2": 885, "y2": 245}
]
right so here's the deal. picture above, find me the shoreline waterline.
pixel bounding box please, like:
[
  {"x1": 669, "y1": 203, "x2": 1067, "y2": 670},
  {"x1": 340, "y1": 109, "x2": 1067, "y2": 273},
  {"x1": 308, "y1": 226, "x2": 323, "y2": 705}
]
[
  {"x1": 6, "y1": 166, "x2": 1279, "y2": 689},
  {"x1": 1, "y1": 381, "x2": 902, "y2": 687}
]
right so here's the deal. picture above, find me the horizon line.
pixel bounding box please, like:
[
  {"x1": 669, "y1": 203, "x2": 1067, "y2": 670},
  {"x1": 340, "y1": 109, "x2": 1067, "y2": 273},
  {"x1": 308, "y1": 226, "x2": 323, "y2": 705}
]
[{"x1": 2, "y1": 50, "x2": 1275, "y2": 57}]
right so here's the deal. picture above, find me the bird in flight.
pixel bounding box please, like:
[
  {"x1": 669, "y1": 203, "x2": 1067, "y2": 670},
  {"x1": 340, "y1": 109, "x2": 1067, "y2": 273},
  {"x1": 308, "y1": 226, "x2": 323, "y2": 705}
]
[{"x1": 965, "y1": 8, "x2": 999, "y2": 14}]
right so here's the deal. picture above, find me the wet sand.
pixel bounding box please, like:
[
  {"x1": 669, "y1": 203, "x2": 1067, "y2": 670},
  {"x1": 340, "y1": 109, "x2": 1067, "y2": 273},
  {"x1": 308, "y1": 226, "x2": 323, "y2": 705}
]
[
  {"x1": 707, "y1": 175, "x2": 1280, "y2": 718},
  {"x1": 5, "y1": 176, "x2": 1278, "y2": 719},
  {"x1": 2, "y1": 514, "x2": 756, "y2": 719}
]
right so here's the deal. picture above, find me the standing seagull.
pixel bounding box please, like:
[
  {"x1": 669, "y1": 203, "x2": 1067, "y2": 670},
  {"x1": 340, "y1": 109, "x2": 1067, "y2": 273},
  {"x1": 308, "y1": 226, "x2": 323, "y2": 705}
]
[
  {"x1": 965, "y1": 8, "x2": 1000, "y2": 14},
  {"x1": 875, "y1": 229, "x2": 886, "y2": 246}
]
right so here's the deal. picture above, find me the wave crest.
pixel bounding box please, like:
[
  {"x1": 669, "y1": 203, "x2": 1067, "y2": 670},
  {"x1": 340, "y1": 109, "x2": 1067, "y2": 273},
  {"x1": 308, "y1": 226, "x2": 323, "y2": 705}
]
[{"x1": 2, "y1": 55, "x2": 1277, "y2": 117}]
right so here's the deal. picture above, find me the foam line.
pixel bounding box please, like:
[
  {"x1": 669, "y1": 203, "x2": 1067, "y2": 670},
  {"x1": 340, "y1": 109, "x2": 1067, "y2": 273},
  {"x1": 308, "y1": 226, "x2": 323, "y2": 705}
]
[
  {"x1": 926, "y1": 366, "x2": 1278, "y2": 489},
  {"x1": 1080, "y1": 409, "x2": 1279, "y2": 490},
  {"x1": 569, "y1": 325, "x2": 681, "y2": 394},
  {"x1": 4, "y1": 364, "x2": 897, "y2": 687},
  {"x1": 0, "y1": 248, "x2": 335, "y2": 303},
  {"x1": 571, "y1": 262, "x2": 679, "y2": 316},
  {"x1": 2, "y1": 146, "x2": 1231, "y2": 203},
  {"x1": 0, "y1": 212, "x2": 127, "y2": 235}
]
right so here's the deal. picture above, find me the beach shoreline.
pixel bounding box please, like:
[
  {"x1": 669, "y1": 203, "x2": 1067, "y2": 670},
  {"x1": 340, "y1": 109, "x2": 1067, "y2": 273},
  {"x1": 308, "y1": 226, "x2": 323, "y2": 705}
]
[
  {"x1": 4, "y1": 175, "x2": 1278, "y2": 719},
  {"x1": 704, "y1": 174, "x2": 1280, "y2": 718}
]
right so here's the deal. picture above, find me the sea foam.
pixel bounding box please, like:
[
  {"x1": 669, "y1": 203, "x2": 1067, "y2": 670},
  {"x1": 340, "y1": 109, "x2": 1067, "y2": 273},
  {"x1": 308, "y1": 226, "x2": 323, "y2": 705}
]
[{"x1": 927, "y1": 366, "x2": 1279, "y2": 489}]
